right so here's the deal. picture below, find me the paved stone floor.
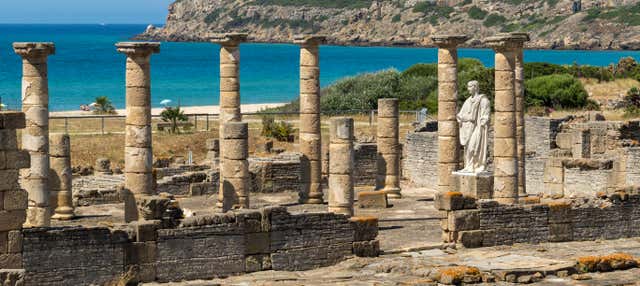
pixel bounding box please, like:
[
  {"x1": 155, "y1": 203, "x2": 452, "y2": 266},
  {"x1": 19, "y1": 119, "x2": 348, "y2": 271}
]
[{"x1": 53, "y1": 185, "x2": 640, "y2": 285}]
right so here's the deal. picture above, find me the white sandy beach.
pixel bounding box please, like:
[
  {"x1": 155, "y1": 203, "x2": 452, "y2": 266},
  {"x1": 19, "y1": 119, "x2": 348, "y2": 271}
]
[{"x1": 49, "y1": 103, "x2": 286, "y2": 117}]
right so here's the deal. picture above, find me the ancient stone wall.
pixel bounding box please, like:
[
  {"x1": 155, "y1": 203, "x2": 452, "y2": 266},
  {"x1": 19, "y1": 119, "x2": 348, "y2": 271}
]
[
  {"x1": 525, "y1": 117, "x2": 567, "y2": 194},
  {"x1": 437, "y1": 193, "x2": 640, "y2": 248},
  {"x1": 17, "y1": 207, "x2": 378, "y2": 285},
  {"x1": 249, "y1": 152, "x2": 303, "y2": 193},
  {"x1": 354, "y1": 143, "x2": 377, "y2": 187},
  {"x1": 403, "y1": 131, "x2": 438, "y2": 188}
]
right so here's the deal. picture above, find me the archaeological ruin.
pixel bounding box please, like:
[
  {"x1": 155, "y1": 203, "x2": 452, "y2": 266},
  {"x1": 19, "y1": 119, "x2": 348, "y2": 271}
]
[{"x1": 3, "y1": 32, "x2": 640, "y2": 285}]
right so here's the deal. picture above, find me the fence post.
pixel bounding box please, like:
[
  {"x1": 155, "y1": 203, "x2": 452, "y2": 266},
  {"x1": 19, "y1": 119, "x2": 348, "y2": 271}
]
[
  {"x1": 369, "y1": 110, "x2": 374, "y2": 126},
  {"x1": 206, "y1": 114, "x2": 209, "y2": 130},
  {"x1": 194, "y1": 114, "x2": 198, "y2": 131},
  {"x1": 101, "y1": 117, "x2": 105, "y2": 135},
  {"x1": 64, "y1": 118, "x2": 68, "y2": 134}
]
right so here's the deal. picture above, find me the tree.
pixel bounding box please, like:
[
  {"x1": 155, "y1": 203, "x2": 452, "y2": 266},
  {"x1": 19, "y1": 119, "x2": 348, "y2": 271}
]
[
  {"x1": 94, "y1": 96, "x2": 116, "y2": 114},
  {"x1": 525, "y1": 74, "x2": 590, "y2": 109},
  {"x1": 160, "y1": 106, "x2": 188, "y2": 134},
  {"x1": 624, "y1": 87, "x2": 640, "y2": 117}
]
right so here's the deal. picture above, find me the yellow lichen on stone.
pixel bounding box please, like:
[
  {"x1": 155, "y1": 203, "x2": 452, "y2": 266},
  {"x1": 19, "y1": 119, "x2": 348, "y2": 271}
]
[
  {"x1": 577, "y1": 253, "x2": 638, "y2": 273},
  {"x1": 521, "y1": 196, "x2": 541, "y2": 204},
  {"x1": 435, "y1": 266, "x2": 481, "y2": 284},
  {"x1": 445, "y1": 191, "x2": 463, "y2": 198},
  {"x1": 547, "y1": 201, "x2": 571, "y2": 210},
  {"x1": 350, "y1": 216, "x2": 379, "y2": 224}
]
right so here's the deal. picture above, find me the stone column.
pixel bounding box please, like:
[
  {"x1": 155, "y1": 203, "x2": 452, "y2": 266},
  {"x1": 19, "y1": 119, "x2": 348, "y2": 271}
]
[
  {"x1": 0, "y1": 111, "x2": 29, "y2": 269},
  {"x1": 431, "y1": 35, "x2": 468, "y2": 194},
  {"x1": 375, "y1": 98, "x2": 401, "y2": 198},
  {"x1": 211, "y1": 33, "x2": 247, "y2": 208},
  {"x1": 50, "y1": 133, "x2": 74, "y2": 220},
  {"x1": 14, "y1": 42, "x2": 55, "y2": 227},
  {"x1": 486, "y1": 35, "x2": 520, "y2": 204},
  {"x1": 206, "y1": 138, "x2": 220, "y2": 169},
  {"x1": 328, "y1": 117, "x2": 355, "y2": 216},
  {"x1": 511, "y1": 33, "x2": 530, "y2": 197},
  {"x1": 221, "y1": 122, "x2": 249, "y2": 212},
  {"x1": 295, "y1": 35, "x2": 327, "y2": 204},
  {"x1": 116, "y1": 42, "x2": 160, "y2": 196}
]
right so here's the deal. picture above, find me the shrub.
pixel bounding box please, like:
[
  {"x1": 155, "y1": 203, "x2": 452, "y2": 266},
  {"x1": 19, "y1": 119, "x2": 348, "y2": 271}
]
[
  {"x1": 392, "y1": 14, "x2": 401, "y2": 22},
  {"x1": 525, "y1": 74, "x2": 590, "y2": 109},
  {"x1": 467, "y1": 6, "x2": 487, "y2": 20},
  {"x1": 624, "y1": 87, "x2": 640, "y2": 117},
  {"x1": 261, "y1": 116, "x2": 296, "y2": 142},
  {"x1": 413, "y1": 1, "x2": 435, "y2": 13},
  {"x1": 93, "y1": 96, "x2": 116, "y2": 114},
  {"x1": 483, "y1": 14, "x2": 507, "y2": 27},
  {"x1": 321, "y1": 69, "x2": 401, "y2": 112},
  {"x1": 160, "y1": 106, "x2": 188, "y2": 134}
]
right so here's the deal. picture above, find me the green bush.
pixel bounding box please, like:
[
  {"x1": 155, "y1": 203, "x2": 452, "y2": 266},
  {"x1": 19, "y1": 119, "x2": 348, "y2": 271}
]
[
  {"x1": 252, "y1": 0, "x2": 372, "y2": 9},
  {"x1": 467, "y1": 6, "x2": 487, "y2": 20},
  {"x1": 525, "y1": 74, "x2": 590, "y2": 109},
  {"x1": 321, "y1": 70, "x2": 401, "y2": 112},
  {"x1": 261, "y1": 116, "x2": 296, "y2": 142},
  {"x1": 483, "y1": 14, "x2": 507, "y2": 27},
  {"x1": 392, "y1": 14, "x2": 401, "y2": 22},
  {"x1": 624, "y1": 87, "x2": 640, "y2": 117},
  {"x1": 413, "y1": 1, "x2": 435, "y2": 13}
]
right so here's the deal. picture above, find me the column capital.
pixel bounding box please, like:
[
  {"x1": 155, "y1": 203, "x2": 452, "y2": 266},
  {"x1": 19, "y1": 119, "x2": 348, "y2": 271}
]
[
  {"x1": 431, "y1": 35, "x2": 468, "y2": 48},
  {"x1": 116, "y1": 42, "x2": 160, "y2": 57},
  {"x1": 294, "y1": 34, "x2": 327, "y2": 47},
  {"x1": 13, "y1": 42, "x2": 55, "y2": 58},
  {"x1": 210, "y1": 33, "x2": 248, "y2": 46},
  {"x1": 485, "y1": 34, "x2": 523, "y2": 52},
  {"x1": 509, "y1": 32, "x2": 530, "y2": 48}
]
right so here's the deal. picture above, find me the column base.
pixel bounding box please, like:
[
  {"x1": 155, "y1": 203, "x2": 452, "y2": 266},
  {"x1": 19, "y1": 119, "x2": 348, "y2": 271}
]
[
  {"x1": 384, "y1": 188, "x2": 402, "y2": 199},
  {"x1": 452, "y1": 171, "x2": 494, "y2": 199},
  {"x1": 26, "y1": 207, "x2": 51, "y2": 227},
  {"x1": 52, "y1": 206, "x2": 74, "y2": 220},
  {"x1": 328, "y1": 206, "x2": 353, "y2": 216}
]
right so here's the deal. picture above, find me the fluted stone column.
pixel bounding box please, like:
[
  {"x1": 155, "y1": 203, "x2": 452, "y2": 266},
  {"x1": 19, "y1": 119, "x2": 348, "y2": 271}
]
[
  {"x1": 14, "y1": 42, "x2": 55, "y2": 227},
  {"x1": 431, "y1": 35, "x2": 468, "y2": 194},
  {"x1": 295, "y1": 35, "x2": 327, "y2": 204},
  {"x1": 376, "y1": 98, "x2": 401, "y2": 198},
  {"x1": 221, "y1": 122, "x2": 249, "y2": 212},
  {"x1": 328, "y1": 117, "x2": 355, "y2": 216},
  {"x1": 511, "y1": 33, "x2": 530, "y2": 197},
  {"x1": 50, "y1": 133, "x2": 74, "y2": 220},
  {"x1": 486, "y1": 35, "x2": 520, "y2": 204},
  {"x1": 116, "y1": 42, "x2": 160, "y2": 196},
  {"x1": 211, "y1": 33, "x2": 247, "y2": 208}
]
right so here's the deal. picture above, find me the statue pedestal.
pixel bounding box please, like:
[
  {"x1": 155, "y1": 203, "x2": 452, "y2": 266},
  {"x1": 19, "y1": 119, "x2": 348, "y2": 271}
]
[{"x1": 452, "y1": 171, "x2": 494, "y2": 199}]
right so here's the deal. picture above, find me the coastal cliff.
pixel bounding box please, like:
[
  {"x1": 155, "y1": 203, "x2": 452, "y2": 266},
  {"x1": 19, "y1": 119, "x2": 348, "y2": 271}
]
[{"x1": 137, "y1": 0, "x2": 640, "y2": 50}]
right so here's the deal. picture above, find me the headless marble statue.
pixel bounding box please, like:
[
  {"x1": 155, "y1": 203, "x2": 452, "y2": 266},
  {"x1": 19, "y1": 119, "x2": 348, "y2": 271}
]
[{"x1": 456, "y1": 80, "x2": 491, "y2": 173}]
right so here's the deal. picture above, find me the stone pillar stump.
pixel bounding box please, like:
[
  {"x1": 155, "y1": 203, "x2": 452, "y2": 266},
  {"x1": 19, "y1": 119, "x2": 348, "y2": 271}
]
[
  {"x1": 221, "y1": 122, "x2": 250, "y2": 212},
  {"x1": 50, "y1": 133, "x2": 74, "y2": 220},
  {"x1": 431, "y1": 35, "x2": 468, "y2": 194},
  {"x1": 295, "y1": 34, "x2": 327, "y2": 204},
  {"x1": 117, "y1": 42, "x2": 160, "y2": 196},
  {"x1": 375, "y1": 98, "x2": 401, "y2": 198},
  {"x1": 14, "y1": 42, "x2": 55, "y2": 227},
  {"x1": 328, "y1": 117, "x2": 355, "y2": 216},
  {"x1": 486, "y1": 35, "x2": 520, "y2": 204}
]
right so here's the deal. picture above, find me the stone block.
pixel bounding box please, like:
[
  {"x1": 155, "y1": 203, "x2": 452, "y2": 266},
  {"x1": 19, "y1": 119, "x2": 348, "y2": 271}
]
[
  {"x1": 3, "y1": 189, "x2": 28, "y2": 211},
  {"x1": 357, "y1": 191, "x2": 388, "y2": 209},
  {"x1": 125, "y1": 147, "x2": 153, "y2": 173},
  {"x1": 7, "y1": 231, "x2": 22, "y2": 254},
  {"x1": 0, "y1": 253, "x2": 21, "y2": 269},
  {"x1": 434, "y1": 191, "x2": 465, "y2": 211},
  {"x1": 223, "y1": 139, "x2": 248, "y2": 160},
  {"x1": 0, "y1": 112, "x2": 26, "y2": 130},
  {"x1": 350, "y1": 216, "x2": 378, "y2": 241},
  {"x1": 221, "y1": 159, "x2": 249, "y2": 178},
  {"x1": 0, "y1": 210, "x2": 26, "y2": 232},
  {"x1": 549, "y1": 223, "x2": 573, "y2": 242},
  {"x1": 132, "y1": 220, "x2": 160, "y2": 242},
  {"x1": 548, "y1": 202, "x2": 572, "y2": 224},
  {"x1": 458, "y1": 230, "x2": 484, "y2": 248},
  {"x1": 246, "y1": 232, "x2": 270, "y2": 254},
  {"x1": 453, "y1": 171, "x2": 493, "y2": 199},
  {"x1": 125, "y1": 125, "x2": 152, "y2": 147},
  {"x1": 222, "y1": 122, "x2": 248, "y2": 139},
  {"x1": 447, "y1": 210, "x2": 480, "y2": 231},
  {"x1": 353, "y1": 240, "x2": 380, "y2": 257}
]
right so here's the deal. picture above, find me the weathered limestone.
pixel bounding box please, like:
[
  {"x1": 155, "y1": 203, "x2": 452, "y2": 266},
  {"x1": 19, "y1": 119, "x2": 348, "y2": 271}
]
[
  {"x1": 512, "y1": 32, "x2": 530, "y2": 197},
  {"x1": 431, "y1": 35, "x2": 468, "y2": 194},
  {"x1": 116, "y1": 42, "x2": 160, "y2": 196},
  {"x1": 49, "y1": 133, "x2": 74, "y2": 220},
  {"x1": 0, "y1": 111, "x2": 29, "y2": 269},
  {"x1": 211, "y1": 33, "x2": 248, "y2": 208},
  {"x1": 295, "y1": 35, "x2": 327, "y2": 204},
  {"x1": 375, "y1": 98, "x2": 401, "y2": 198},
  {"x1": 486, "y1": 35, "x2": 520, "y2": 204},
  {"x1": 95, "y1": 158, "x2": 112, "y2": 175},
  {"x1": 221, "y1": 122, "x2": 250, "y2": 212},
  {"x1": 328, "y1": 117, "x2": 355, "y2": 216},
  {"x1": 14, "y1": 42, "x2": 55, "y2": 227}
]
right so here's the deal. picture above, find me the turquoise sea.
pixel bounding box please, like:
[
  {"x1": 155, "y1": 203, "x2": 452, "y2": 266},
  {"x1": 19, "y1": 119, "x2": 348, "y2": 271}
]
[{"x1": 1, "y1": 24, "x2": 640, "y2": 111}]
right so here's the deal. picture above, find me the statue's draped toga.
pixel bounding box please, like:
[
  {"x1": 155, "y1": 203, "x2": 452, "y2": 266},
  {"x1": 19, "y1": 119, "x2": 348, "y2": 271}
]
[{"x1": 456, "y1": 81, "x2": 491, "y2": 173}]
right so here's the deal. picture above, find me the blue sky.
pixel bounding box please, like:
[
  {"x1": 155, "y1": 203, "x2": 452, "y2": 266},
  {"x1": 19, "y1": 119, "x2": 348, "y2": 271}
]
[{"x1": 0, "y1": 0, "x2": 175, "y2": 24}]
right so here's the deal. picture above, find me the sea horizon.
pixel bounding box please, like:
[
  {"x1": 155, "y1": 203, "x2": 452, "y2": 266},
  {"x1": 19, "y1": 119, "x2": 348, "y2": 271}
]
[{"x1": 1, "y1": 24, "x2": 640, "y2": 112}]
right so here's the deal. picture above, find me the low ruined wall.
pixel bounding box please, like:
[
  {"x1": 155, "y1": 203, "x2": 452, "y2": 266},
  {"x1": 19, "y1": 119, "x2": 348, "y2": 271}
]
[
  {"x1": 22, "y1": 227, "x2": 128, "y2": 285},
  {"x1": 249, "y1": 153, "x2": 302, "y2": 193},
  {"x1": 403, "y1": 131, "x2": 438, "y2": 188},
  {"x1": 437, "y1": 192, "x2": 640, "y2": 248},
  {"x1": 354, "y1": 143, "x2": 377, "y2": 187},
  {"x1": 19, "y1": 207, "x2": 378, "y2": 285},
  {"x1": 525, "y1": 117, "x2": 567, "y2": 195}
]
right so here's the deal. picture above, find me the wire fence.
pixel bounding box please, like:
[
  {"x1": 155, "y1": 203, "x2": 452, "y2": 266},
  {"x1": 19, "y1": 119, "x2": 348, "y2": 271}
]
[{"x1": 48, "y1": 110, "x2": 430, "y2": 135}]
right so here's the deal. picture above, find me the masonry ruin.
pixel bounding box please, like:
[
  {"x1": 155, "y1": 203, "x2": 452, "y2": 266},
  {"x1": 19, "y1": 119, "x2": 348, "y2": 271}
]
[{"x1": 4, "y1": 32, "x2": 640, "y2": 285}]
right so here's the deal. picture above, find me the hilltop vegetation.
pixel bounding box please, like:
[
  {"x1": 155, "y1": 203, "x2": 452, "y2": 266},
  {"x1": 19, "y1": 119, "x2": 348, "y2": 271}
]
[{"x1": 140, "y1": 0, "x2": 640, "y2": 50}]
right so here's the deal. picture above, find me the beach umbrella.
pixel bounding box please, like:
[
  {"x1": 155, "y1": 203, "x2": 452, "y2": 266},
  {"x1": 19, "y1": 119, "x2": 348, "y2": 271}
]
[
  {"x1": 160, "y1": 99, "x2": 172, "y2": 106},
  {"x1": 89, "y1": 102, "x2": 97, "y2": 107}
]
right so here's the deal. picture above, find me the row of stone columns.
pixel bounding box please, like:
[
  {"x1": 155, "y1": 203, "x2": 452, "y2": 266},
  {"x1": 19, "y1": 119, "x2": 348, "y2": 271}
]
[{"x1": 432, "y1": 33, "x2": 529, "y2": 204}]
